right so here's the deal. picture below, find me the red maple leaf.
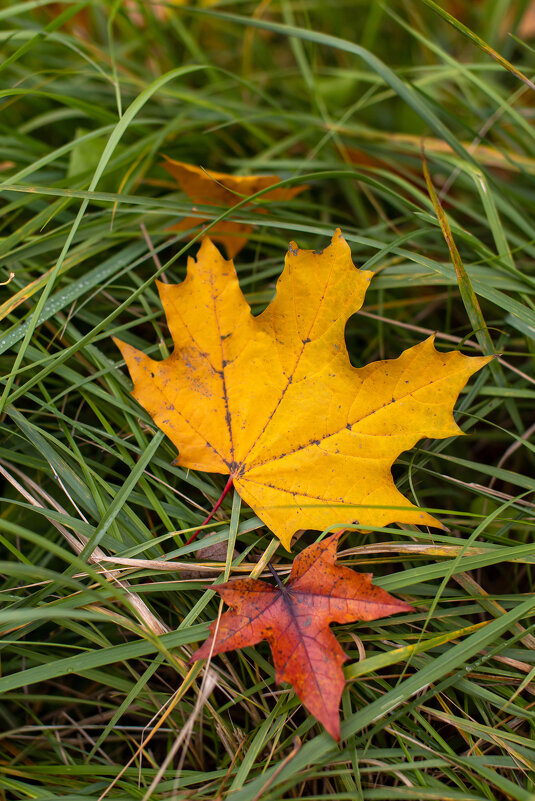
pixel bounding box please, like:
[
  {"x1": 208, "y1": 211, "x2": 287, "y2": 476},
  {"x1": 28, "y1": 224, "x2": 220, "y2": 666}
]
[{"x1": 191, "y1": 532, "x2": 414, "y2": 740}]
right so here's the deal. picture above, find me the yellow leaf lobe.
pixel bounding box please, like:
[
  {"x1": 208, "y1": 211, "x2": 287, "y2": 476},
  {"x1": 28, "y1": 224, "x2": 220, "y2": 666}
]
[{"x1": 116, "y1": 230, "x2": 491, "y2": 549}]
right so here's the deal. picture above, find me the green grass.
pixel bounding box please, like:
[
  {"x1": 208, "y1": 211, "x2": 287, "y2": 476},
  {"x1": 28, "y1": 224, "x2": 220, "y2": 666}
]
[{"x1": 1, "y1": 1, "x2": 535, "y2": 799}]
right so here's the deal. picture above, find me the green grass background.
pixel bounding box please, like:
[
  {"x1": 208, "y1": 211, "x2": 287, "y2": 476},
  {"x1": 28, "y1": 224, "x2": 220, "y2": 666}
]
[{"x1": 1, "y1": 1, "x2": 535, "y2": 799}]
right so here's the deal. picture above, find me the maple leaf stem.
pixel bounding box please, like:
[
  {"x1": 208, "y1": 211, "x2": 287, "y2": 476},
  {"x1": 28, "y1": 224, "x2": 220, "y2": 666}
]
[
  {"x1": 185, "y1": 475, "x2": 234, "y2": 546},
  {"x1": 267, "y1": 562, "x2": 286, "y2": 592}
]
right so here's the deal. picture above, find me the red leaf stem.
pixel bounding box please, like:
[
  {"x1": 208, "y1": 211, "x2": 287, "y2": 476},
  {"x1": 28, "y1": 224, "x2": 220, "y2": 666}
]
[{"x1": 185, "y1": 476, "x2": 234, "y2": 546}]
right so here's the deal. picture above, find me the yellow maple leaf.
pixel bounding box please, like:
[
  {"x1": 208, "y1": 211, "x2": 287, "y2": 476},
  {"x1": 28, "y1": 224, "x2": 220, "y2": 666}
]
[
  {"x1": 115, "y1": 230, "x2": 491, "y2": 550},
  {"x1": 162, "y1": 157, "x2": 306, "y2": 258}
]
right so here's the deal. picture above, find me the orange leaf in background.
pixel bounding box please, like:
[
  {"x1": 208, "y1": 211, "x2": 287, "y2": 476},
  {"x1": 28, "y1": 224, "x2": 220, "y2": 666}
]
[
  {"x1": 115, "y1": 230, "x2": 491, "y2": 550},
  {"x1": 41, "y1": 1, "x2": 218, "y2": 33},
  {"x1": 191, "y1": 532, "x2": 413, "y2": 740},
  {"x1": 348, "y1": 139, "x2": 535, "y2": 178},
  {"x1": 162, "y1": 157, "x2": 305, "y2": 257},
  {"x1": 518, "y1": 1, "x2": 535, "y2": 38},
  {"x1": 124, "y1": 0, "x2": 219, "y2": 27}
]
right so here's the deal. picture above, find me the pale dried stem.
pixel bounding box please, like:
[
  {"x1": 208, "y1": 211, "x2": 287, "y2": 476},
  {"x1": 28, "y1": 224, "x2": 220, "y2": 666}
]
[
  {"x1": 445, "y1": 473, "x2": 535, "y2": 511},
  {"x1": 488, "y1": 419, "x2": 535, "y2": 490},
  {"x1": 99, "y1": 664, "x2": 202, "y2": 801},
  {"x1": 419, "y1": 705, "x2": 533, "y2": 772},
  {"x1": 0, "y1": 460, "x2": 168, "y2": 636},
  {"x1": 140, "y1": 222, "x2": 167, "y2": 281},
  {"x1": 358, "y1": 308, "x2": 535, "y2": 387},
  {"x1": 453, "y1": 571, "x2": 535, "y2": 651},
  {"x1": 439, "y1": 84, "x2": 529, "y2": 198},
  {"x1": 140, "y1": 671, "x2": 218, "y2": 801},
  {"x1": 251, "y1": 736, "x2": 302, "y2": 801}
]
